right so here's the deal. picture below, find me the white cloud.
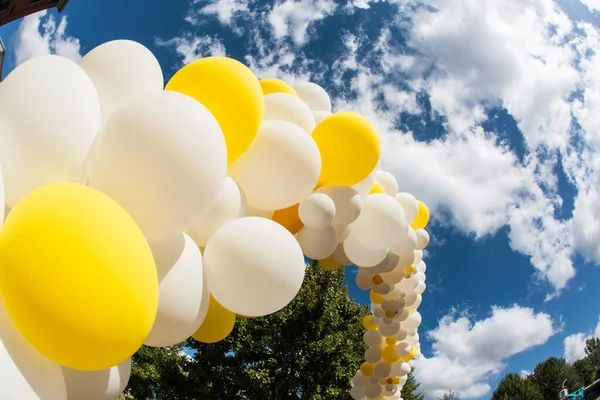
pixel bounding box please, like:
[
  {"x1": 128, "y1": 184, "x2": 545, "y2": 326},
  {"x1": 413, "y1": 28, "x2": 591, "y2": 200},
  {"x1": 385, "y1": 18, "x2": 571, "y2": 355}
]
[
  {"x1": 155, "y1": 34, "x2": 226, "y2": 66},
  {"x1": 413, "y1": 305, "x2": 555, "y2": 399},
  {"x1": 13, "y1": 10, "x2": 81, "y2": 66},
  {"x1": 563, "y1": 318, "x2": 600, "y2": 363},
  {"x1": 580, "y1": 0, "x2": 600, "y2": 13},
  {"x1": 521, "y1": 369, "x2": 532, "y2": 378},
  {"x1": 193, "y1": 0, "x2": 248, "y2": 25},
  {"x1": 268, "y1": 0, "x2": 336, "y2": 45}
]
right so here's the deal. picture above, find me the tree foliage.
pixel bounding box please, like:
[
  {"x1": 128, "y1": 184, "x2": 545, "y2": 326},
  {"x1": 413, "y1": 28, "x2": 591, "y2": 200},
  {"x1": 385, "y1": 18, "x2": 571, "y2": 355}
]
[
  {"x1": 530, "y1": 357, "x2": 583, "y2": 400},
  {"x1": 491, "y1": 372, "x2": 543, "y2": 400},
  {"x1": 572, "y1": 358, "x2": 596, "y2": 387},
  {"x1": 401, "y1": 371, "x2": 425, "y2": 400},
  {"x1": 125, "y1": 261, "x2": 376, "y2": 399},
  {"x1": 438, "y1": 391, "x2": 461, "y2": 400},
  {"x1": 585, "y1": 337, "x2": 600, "y2": 376}
]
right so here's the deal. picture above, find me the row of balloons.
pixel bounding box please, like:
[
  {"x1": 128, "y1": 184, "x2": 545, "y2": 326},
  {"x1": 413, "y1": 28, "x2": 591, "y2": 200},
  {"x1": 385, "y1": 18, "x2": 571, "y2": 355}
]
[{"x1": 0, "y1": 38, "x2": 430, "y2": 400}]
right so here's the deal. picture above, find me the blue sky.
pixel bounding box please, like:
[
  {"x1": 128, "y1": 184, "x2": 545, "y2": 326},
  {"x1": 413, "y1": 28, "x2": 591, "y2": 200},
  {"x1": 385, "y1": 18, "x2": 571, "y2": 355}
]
[{"x1": 2, "y1": 0, "x2": 600, "y2": 398}]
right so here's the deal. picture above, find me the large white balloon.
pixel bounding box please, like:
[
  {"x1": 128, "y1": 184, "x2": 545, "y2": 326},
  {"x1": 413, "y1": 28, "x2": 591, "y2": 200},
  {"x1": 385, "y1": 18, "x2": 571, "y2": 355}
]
[
  {"x1": 317, "y1": 186, "x2": 362, "y2": 225},
  {"x1": 403, "y1": 312, "x2": 422, "y2": 331},
  {"x1": 364, "y1": 330, "x2": 383, "y2": 347},
  {"x1": 390, "y1": 228, "x2": 417, "y2": 255},
  {"x1": 145, "y1": 234, "x2": 208, "y2": 347},
  {"x1": 374, "y1": 362, "x2": 392, "y2": 379},
  {"x1": 344, "y1": 234, "x2": 388, "y2": 267},
  {"x1": 187, "y1": 177, "x2": 246, "y2": 247},
  {"x1": 395, "y1": 193, "x2": 418, "y2": 226},
  {"x1": 292, "y1": 82, "x2": 331, "y2": 112},
  {"x1": 0, "y1": 298, "x2": 67, "y2": 400},
  {"x1": 365, "y1": 347, "x2": 382, "y2": 364},
  {"x1": 0, "y1": 55, "x2": 100, "y2": 207},
  {"x1": 415, "y1": 229, "x2": 430, "y2": 250},
  {"x1": 375, "y1": 171, "x2": 398, "y2": 196},
  {"x1": 263, "y1": 92, "x2": 316, "y2": 133},
  {"x1": 364, "y1": 382, "x2": 383, "y2": 399},
  {"x1": 62, "y1": 358, "x2": 131, "y2": 400},
  {"x1": 88, "y1": 90, "x2": 227, "y2": 241},
  {"x1": 299, "y1": 193, "x2": 336, "y2": 228},
  {"x1": 313, "y1": 110, "x2": 331, "y2": 125},
  {"x1": 368, "y1": 252, "x2": 400, "y2": 274},
  {"x1": 351, "y1": 194, "x2": 407, "y2": 250},
  {"x1": 79, "y1": 40, "x2": 164, "y2": 123},
  {"x1": 204, "y1": 217, "x2": 306, "y2": 316},
  {"x1": 228, "y1": 120, "x2": 321, "y2": 211},
  {"x1": 350, "y1": 385, "x2": 366, "y2": 400},
  {"x1": 296, "y1": 225, "x2": 338, "y2": 260}
]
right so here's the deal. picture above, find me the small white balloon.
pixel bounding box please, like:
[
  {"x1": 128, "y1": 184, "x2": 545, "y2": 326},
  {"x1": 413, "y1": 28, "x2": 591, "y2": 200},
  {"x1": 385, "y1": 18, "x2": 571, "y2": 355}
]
[
  {"x1": 415, "y1": 229, "x2": 430, "y2": 250},
  {"x1": 296, "y1": 225, "x2": 338, "y2": 260},
  {"x1": 293, "y1": 81, "x2": 332, "y2": 112},
  {"x1": 395, "y1": 193, "x2": 419, "y2": 225},
  {"x1": 364, "y1": 330, "x2": 383, "y2": 347},
  {"x1": 353, "y1": 371, "x2": 369, "y2": 387},
  {"x1": 381, "y1": 266, "x2": 404, "y2": 285},
  {"x1": 317, "y1": 185, "x2": 362, "y2": 225},
  {"x1": 144, "y1": 234, "x2": 207, "y2": 347},
  {"x1": 415, "y1": 281, "x2": 426, "y2": 294},
  {"x1": 333, "y1": 243, "x2": 353, "y2": 266},
  {"x1": 352, "y1": 168, "x2": 377, "y2": 197},
  {"x1": 394, "y1": 328, "x2": 408, "y2": 342},
  {"x1": 397, "y1": 276, "x2": 418, "y2": 294},
  {"x1": 79, "y1": 40, "x2": 164, "y2": 123},
  {"x1": 264, "y1": 92, "x2": 316, "y2": 133},
  {"x1": 396, "y1": 342, "x2": 411, "y2": 358},
  {"x1": 0, "y1": 55, "x2": 101, "y2": 207},
  {"x1": 416, "y1": 261, "x2": 427, "y2": 273},
  {"x1": 63, "y1": 358, "x2": 131, "y2": 400},
  {"x1": 350, "y1": 384, "x2": 366, "y2": 400},
  {"x1": 403, "y1": 292, "x2": 418, "y2": 308},
  {"x1": 88, "y1": 90, "x2": 227, "y2": 241},
  {"x1": 344, "y1": 234, "x2": 388, "y2": 268},
  {"x1": 414, "y1": 250, "x2": 424, "y2": 265},
  {"x1": 313, "y1": 110, "x2": 331, "y2": 125},
  {"x1": 414, "y1": 272, "x2": 426, "y2": 283},
  {"x1": 187, "y1": 177, "x2": 246, "y2": 247},
  {"x1": 299, "y1": 193, "x2": 336, "y2": 228},
  {"x1": 403, "y1": 312, "x2": 422, "y2": 331},
  {"x1": 356, "y1": 269, "x2": 375, "y2": 290},
  {"x1": 397, "y1": 308, "x2": 410, "y2": 322},
  {"x1": 351, "y1": 194, "x2": 407, "y2": 250},
  {"x1": 373, "y1": 282, "x2": 392, "y2": 295},
  {"x1": 204, "y1": 217, "x2": 306, "y2": 317},
  {"x1": 365, "y1": 382, "x2": 383, "y2": 399},
  {"x1": 229, "y1": 120, "x2": 321, "y2": 211},
  {"x1": 390, "y1": 227, "x2": 417, "y2": 255},
  {"x1": 375, "y1": 362, "x2": 392, "y2": 379},
  {"x1": 380, "y1": 321, "x2": 401, "y2": 336},
  {"x1": 365, "y1": 347, "x2": 383, "y2": 364},
  {"x1": 391, "y1": 361, "x2": 411, "y2": 377},
  {"x1": 375, "y1": 171, "x2": 398, "y2": 196}
]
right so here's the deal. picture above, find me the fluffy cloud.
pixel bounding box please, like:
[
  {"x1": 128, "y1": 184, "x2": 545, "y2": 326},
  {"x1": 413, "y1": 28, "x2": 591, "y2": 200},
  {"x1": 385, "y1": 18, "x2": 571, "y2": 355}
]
[
  {"x1": 13, "y1": 10, "x2": 81, "y2": 66},
  {"x1": 563, "y1": 318, "x2": 600, "y2": 363},
  {"x1": 580, "y1": 0, "x2": 600, "y2": 13},
  {"x1": 413, "y1": 306, "x2": 556, "y2": 399}
]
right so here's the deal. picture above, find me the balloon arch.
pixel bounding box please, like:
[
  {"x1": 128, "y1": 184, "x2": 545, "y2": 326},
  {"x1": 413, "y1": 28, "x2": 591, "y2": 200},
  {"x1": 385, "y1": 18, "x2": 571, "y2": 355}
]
[{"x1": 0, "y1": 40, "x2": 430, "y2": 400}]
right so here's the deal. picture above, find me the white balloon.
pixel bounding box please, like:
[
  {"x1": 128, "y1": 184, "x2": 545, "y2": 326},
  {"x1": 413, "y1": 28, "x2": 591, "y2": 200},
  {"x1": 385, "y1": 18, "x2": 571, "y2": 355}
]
[
  {"x1": 380, "y1": 321, "x2": 401, "y2": 336},
  {"x1": 403, "y1": 312, "x2": 422, "y2": 331},
  {"x1": 145, "y1": 234, "x2": 207, "y2": 347},
  {"x1": 394, "y1": 328, "x2": 408, "y2": 342},
  {"x1": 390, "y1": 227, "x2": 417, "y2": 255},
  {"x1": 204, "y1": 217, "x2": 305, "y2": 316},
  {"x1": 336, "y1": 224, "x2": 352, "y2": 243},
  {"x1": 398, "y1": 276, "x2": 418, "y2": 294},
  {"x1": 264, "y1": 92, "x2": 316, "y2": 133},
  {"x1": 313, "y1": 110, "x2": 331, "y2": 125},
  {"x1": 414, "y1": 250, "x2": 424, "y2": 265},
  {"x1": 403, "y1": 292, "x2": 418, "y2": 308},
  {"x1": 416, "y1": 261, "x2": 427, "y2": 273},
  {"x1": 351, "y1": 194, "x2": 407, "y2": 250},
  {"x1": 414, "y1": 272, "x2": 426, "y2": 283},
  {"x1": 372, "y1": 306, "x2": 385, "y2": 319},
  {"x1": 344, "y1": 234, "x2": 388, "y2": 268},
  {"x1": 353, "y1": 371, "x2": 369, "y2": 387},
  {"x1": 0, "y1": 55, "x2": 100, "y2": 207},
  {"x1": 413, "y1": 294, "x2": 423, "y2": 309},
  {"x1": 292, "y1": 82, "x2": 332, "y2": 112},
  {"x1": 88, "y1": 90, "x2": 226, "y2": 241},
  {"x1": 79, "y1": 40, "x2": 163, "y2": 123},
  {"x1": 368, "y1": 252, "x2": 400, "y2": 274},
  {"x1": 333, "y1": 243, "x2": 353, "y2": 266},
  {"x1": 415, "y1": 229, "x2": 430, "y2": 250},
  {"x1": 373, "y1": 282, "x2": 392, "y2": 295},
  {"x1": 63, "y1": 358, "x2": 131, "y2": 400},
  {"x1": 353, "y1": 168, "x2": 377, "y2": 197},
  {"x1": 415, "y1": 281, "x2": 427, "y2": 294},
  {"x1": 374, "y1": 362, "x2": 392, "y2": 379},
  {"x1": 0, "y1": 303, "x2": 67, "y2": 400},
  {"x1": 395, "y1": 193, "x2": 418, "y2": 226},
  {"x1": 396, "y1": 308, "x2": 410, "y2": 322},
  {"x1": 396, "y1": 342, "x2": 411, "y2": 358},
  {"x1": 381, "y1": 266, "x2": 404, "y2": 286},
  {"x1": 187, "y1": 177, "x2": 246, "y2": 247},
  {"x1": 246, "y1": 206, "x2": 274, "y2": 219},
  {"x1": 317, "y1": 186, "x2": 362, "y2": 225},
  {"x1": 391, "y1": 361, "x2": 411, "y2": 377},
  {"x1": 365, "y1": 347, "x2": 383, "y2": 364},
  {"x1": 356, "y1": 269, "x2": 375, "y2": 290},
  {"x1": 296, "y1": 225, "x2": 338, "y2": 260},
  {"x1": 350, "y1": 384, "x2": 366, "y2": 400},
  {"x1": 229, "y1": 120, "x2": 321, "y2": 211},
  {"x1": 365, "y1": 382, "x2": 383, "y2": 399},
  {"x1": 299, "y1": 193, "x2": 336, "y2": 228},
  {"x1": 364, "y1": 330, "x2": 383, "y2": 347},
  {"x1": 375, "y1": 171, "x2": 398, "y2": 196}
]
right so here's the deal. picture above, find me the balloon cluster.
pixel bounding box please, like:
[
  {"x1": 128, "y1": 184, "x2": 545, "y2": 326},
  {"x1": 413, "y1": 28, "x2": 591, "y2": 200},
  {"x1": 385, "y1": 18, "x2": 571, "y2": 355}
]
[{"x1": 0, "y1": 39, "x2": 430, "y2": 400}]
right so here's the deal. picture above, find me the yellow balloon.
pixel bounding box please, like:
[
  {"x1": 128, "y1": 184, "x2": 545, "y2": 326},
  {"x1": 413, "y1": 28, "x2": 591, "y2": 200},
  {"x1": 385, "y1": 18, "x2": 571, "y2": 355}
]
[
  {"x1": 370, "y1": 290, "x2": 384, "y2": 304},
  {"x1": 192, "y1": 295, "x2": 236, "y2": 343},
  {"x1": 260, "y1": 78, "x2": 298, "y2": 96},
  {"x1": 369, "y1": 180, "x2": 386, "y2": 194},
  {"x1": 312, "y1": 112, "x2": 381, "y2": 187},
  {"x1": 392, "y1": 376, "x2": 401, "y2": 384},
  {"x1": 0, "y1": 183, "x2": 158, "y2": 371},
  {"x1": 404, "y1": 265, "x2": 416, "y2": 275},
  {"x1": 385, "y1": 336, "x2": 397, "y2": 346},
  {"x1": 272, "y1": 203, "x2": 303, "y2": 235},
  {"x1": 360, "y1": 362, "x2": 375, "y2": 376},
  {"x1": 319, "y1": 255, "x2": 341, "y2": 271},
  {"x1": 362, "y1": 315, "x2": 379, "y2": 330},
  {"x1": 383, "y1": 345, "x2": 400, "y2": 363},
  {"x1": 166, "y1": 57, "x2": 264, "y2": 164},
  {"x1": 400, "y1": 348, "x2": 416, "y2": 362},
  {"x1": 412, "y1": 200, "x2": 430, "y2": 229}
]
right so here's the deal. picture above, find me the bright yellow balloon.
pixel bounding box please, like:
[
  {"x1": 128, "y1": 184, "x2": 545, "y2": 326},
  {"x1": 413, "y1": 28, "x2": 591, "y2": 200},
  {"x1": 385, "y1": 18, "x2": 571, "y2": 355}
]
[
  {"x1": 192, "y1": 295, "x2": 236, "y2": 343},
  {"x1": 360, "y1": 362, "x2": 375, "y2": 376},
  {"x1": 400, "y1": 348, "x2": 416, "y2": 362},
  {"x1": 166, "y1": 57, "x2": 264, "y2": 164},
  {"x1": 0, "y1": 183, "x2": 158, "y2": 371},
  {"x1": 412, "y1": 200, "x2": 430, "y2": 229},
  {"x1": 385, "y1": 336, "x2": 397, "y2": 346},
  {"x1": 369, "y1": 180, "x2": 386, "y2": 194},
  {"x1": 404, "y1": 265, "x2": 416, "y2": 275},
  {"x1": 319, "y1": 255, "x2": 341, "y2": 271},
  {"x1": 362, "y1": 315, "x2": 379, "y2": 330},
  {"x1": 312, "y1": 112, "x2": 381, "y2": 187},
  {"x1": 260, "y1": 78, "x2": 298, "y2": 96},
  {"x1": 383, "y1": 345, "x2": 400, "y2": 363},
  {"x1": 272, "y1": 203, "x2": 303, "y2": 235},
  {"x1": 370, "y1": 290, "x2": 384, "y2": 304}
]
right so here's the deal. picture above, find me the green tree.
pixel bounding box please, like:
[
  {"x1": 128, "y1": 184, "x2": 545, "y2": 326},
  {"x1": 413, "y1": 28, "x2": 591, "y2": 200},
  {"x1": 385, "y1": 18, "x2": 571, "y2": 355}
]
[
  {"x1": 438, "y1": 391, "x2": 461, "y2": 400},
  {"x1": 585, "y1": 337, "x2": 600, "y2": 376},
  {"x1": 401, "y1": 371, "x2": 425, "y2": 400},
  {"x1": 572, "y1": 358, "x2": 596, "y2": 387},
  {"x1": 530, "y1": 357, "x2": 583, "y2": 400},
  {"x1": 491, "y1": 372, "x2": 543, "y2": 400},
  {"x1": 125, "y1": 260, "x2": 370, "y2": 399}
]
